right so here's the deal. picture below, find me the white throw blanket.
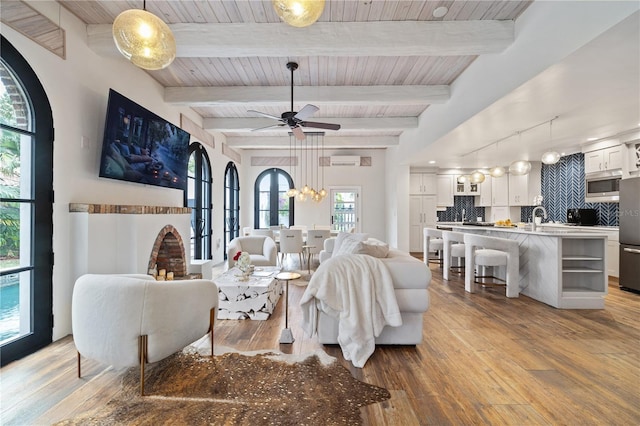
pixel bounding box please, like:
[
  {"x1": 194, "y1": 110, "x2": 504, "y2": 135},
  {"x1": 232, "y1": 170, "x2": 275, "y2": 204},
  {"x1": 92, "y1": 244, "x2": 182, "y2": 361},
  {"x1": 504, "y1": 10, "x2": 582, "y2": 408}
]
[{"x1": 300, "y1": 254, "x2": 402, "y2": 368}]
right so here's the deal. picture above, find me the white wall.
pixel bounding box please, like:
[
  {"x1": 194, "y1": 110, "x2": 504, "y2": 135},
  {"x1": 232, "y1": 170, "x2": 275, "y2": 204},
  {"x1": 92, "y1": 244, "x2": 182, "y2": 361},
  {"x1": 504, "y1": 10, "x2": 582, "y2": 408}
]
[
  {"x1": 2, "y1": 3, "x2": 232, "y2": 340},
  {"x1": 241, "y1": 148, "x2": 388, "y2": 241}
]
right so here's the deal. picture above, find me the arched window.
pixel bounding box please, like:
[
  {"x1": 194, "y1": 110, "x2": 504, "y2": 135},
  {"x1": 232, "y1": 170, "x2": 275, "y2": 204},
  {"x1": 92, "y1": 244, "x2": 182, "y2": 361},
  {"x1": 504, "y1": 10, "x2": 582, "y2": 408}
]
[
  {"x1": 224, "y1": 162, "x2": 240, "y2": 259},
  {"x1": 1, "y1": 36, "x2": 54, "y2": 366},
  {"x1": 185, "y1": 143, "x2": 212, "y2": 260},
  {"x1": 254, "y1": 168, "x2": 294, "y2": 228}
]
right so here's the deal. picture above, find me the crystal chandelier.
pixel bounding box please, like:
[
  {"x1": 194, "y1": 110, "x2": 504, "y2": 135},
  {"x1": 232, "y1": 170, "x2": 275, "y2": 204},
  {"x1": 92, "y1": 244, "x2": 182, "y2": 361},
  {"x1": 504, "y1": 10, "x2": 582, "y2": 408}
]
[{"x1": 112, "y1": 1, "x2": 176, "y2": 70}]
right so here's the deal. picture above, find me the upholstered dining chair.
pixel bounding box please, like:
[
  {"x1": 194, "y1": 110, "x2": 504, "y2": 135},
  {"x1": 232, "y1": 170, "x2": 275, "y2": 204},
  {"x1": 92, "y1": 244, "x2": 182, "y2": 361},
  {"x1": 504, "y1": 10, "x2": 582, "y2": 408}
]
[
  {"x1": 463, "y1": 233, "x2": 520, "y2": 298},
  {"x1": 250, "y1": 228, "x2": 274, "y2": 240},
  {"x1": 423, "y1": 227, "x2": 444, "y2": 267},
  {"x1": 279, "y1": 229, "x2": 304, "y2": 267},
  {"x1": 442, "y1": 230, "x2": 466, "y2": 281},
  {"x1": 305, "y1": 229, "x2": 332, "y2": 265},
  {"x1": 72, "y1": 274, "x2": 218, "y2": 396}
]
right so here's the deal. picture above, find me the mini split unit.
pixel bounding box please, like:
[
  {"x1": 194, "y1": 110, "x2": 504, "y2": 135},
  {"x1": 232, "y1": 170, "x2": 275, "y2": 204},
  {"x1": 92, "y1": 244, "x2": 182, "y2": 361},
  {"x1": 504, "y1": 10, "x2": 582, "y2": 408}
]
[{"x1": 329, "y1": 156, "x2": 360, "y2": 166}]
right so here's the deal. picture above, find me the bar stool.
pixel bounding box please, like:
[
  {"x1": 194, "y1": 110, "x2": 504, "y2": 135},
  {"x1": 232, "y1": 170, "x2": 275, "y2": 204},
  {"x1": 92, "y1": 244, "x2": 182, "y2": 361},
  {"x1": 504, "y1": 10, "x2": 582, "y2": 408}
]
[
  {"x1": 442, "y1": 230, "x2": 466, "y2": 281},
  {"x1": 463, "y1": 233, "x2": 520, "y2": 298},
  {"x1": 423, "y1": 227, "x2": 444, "y2": 267}
]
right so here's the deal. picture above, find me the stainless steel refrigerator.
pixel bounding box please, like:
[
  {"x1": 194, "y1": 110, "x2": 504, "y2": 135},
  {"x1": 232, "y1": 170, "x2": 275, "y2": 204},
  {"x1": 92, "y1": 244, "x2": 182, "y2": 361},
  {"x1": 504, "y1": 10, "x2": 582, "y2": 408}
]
[{"x1": 619, "y1": 177, "x2": 640, "y2": 292}]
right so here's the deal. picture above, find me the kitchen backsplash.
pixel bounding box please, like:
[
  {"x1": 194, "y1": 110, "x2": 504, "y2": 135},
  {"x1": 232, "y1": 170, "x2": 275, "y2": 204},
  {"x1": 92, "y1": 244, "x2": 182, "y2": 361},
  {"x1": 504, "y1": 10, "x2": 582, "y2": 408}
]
[
  {"x1": 437, "y1": 196, "x2": 486, "y2": 222},
  {"x1": 526, "y1": 152, "x2": 619, "y2": 226}
]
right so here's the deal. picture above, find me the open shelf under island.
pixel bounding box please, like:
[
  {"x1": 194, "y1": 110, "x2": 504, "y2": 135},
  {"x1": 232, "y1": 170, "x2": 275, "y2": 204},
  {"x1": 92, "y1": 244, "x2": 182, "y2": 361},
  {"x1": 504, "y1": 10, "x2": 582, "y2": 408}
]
[{"x1": 440, "y1": 225, "x2": 608, "y2": 309}]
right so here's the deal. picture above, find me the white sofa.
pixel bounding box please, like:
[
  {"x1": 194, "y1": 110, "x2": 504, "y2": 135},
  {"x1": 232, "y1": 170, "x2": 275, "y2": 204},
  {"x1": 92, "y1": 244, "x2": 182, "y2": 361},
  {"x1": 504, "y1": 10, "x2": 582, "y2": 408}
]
[
  {"x1": 227, "y1": 236, "x2": 278, "y2": 267},
  {"x1": 72, "y1": 274, "x2": 218, "y2": 395},
  {"x1": 317, "y1": 237, "x2": 431, "y2": 345}
]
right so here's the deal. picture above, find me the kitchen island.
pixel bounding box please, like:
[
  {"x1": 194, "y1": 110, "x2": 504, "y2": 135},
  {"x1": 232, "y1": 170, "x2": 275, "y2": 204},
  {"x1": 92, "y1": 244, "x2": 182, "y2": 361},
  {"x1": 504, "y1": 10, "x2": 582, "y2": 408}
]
[{"x1": 441, "y1": 224, "x2": 608, "y2": 309}]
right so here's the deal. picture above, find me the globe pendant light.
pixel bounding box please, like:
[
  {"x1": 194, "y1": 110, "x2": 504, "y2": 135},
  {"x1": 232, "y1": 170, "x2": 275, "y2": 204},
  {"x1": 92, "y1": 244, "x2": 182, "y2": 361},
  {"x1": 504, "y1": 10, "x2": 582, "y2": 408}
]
[
  {"x1": 470, "y1": 170, "x2": 486, "y2": 184},
  {"x1": 112, "y1": 1, "x2": 176, "y2": 70},
  {"x1": 541, "y1": 119, "x2": 561, "y2": 165},
  {"x1": 509, "y1": 160, "x2": 532, "y2": 176},
  {"x1": 272, "y1": 0, "x2": 325, "y2": 27},
  {"x1": 489, "y1": 166, "x2": 506, "y2": 178},
  {"x1": 457, "y1": 175, "x2": 469, "y2": 184}
]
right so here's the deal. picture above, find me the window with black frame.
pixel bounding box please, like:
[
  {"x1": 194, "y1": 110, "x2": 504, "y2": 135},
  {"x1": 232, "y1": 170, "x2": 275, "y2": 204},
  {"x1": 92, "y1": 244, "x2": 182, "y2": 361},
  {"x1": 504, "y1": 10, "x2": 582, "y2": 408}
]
[
  {"x1": 254, "y1": 168, "x2": 294, "y2": 229},
  {"x1": 224, "y1": 162, "x2": 240, "y2": 259},
  {"x1": 185, "y1": 143, "x2": 212, "y2": 260}
]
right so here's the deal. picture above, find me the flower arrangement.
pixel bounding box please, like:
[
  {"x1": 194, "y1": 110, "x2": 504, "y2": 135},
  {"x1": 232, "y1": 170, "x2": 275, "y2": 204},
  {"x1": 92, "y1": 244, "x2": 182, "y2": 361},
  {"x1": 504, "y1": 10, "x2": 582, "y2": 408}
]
[{"x1": 234, "y1": 251, "x2": 251, "y2": 272}]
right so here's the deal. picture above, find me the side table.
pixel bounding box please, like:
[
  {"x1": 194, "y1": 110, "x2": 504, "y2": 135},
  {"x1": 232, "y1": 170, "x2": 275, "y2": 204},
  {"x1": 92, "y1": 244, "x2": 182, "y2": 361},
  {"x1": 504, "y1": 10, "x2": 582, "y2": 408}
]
[{"x1": 276, "y1": 271, "x2": 301, "y2": 344}]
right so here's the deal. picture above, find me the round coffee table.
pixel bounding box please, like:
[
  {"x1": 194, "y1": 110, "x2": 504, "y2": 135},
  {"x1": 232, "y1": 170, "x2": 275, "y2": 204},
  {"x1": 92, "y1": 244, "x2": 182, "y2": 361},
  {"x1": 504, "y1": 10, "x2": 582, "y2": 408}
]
[{"x1": 276, "y1": 271, "x2": 301, "y2": 344}]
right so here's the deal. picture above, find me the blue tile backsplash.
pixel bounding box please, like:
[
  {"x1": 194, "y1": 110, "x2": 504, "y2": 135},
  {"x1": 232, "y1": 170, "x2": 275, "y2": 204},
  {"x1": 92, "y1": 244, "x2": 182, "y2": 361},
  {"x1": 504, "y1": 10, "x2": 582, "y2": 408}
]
[
  {"x1": 436, "y1": 153, "x2": 619, "y2": 226},
  {"x1": 437, "y1": 196, "x2": 486, "y2": 222},
  {"x1": 537, "y1": 153, "x2": 618, "y2": 226}
]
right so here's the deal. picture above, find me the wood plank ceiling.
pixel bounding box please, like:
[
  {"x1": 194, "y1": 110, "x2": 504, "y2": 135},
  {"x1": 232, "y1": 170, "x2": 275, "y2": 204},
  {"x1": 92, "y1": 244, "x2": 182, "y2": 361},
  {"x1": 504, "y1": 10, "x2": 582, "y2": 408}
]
[{"x1": 59, "y1": 0, "x2": 532, "y2": 148}]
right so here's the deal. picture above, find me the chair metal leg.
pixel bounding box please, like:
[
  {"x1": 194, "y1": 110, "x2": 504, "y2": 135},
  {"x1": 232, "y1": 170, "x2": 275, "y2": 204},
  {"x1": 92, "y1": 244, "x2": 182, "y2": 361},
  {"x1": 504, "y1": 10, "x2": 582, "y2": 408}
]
[
  {"x1": 77, "y1": 351, "x2": 81, "y2": 378},
  {"x1": 209, "y1": 308, "x2": 215, "y2": 358},
  {"x1": 139, "y1": 335, "x2": 148, "y2": 396}
]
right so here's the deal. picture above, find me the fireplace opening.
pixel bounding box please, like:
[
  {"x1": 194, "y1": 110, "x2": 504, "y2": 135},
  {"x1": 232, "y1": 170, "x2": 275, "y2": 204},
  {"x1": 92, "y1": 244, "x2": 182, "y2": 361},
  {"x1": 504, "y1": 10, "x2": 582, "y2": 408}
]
[{"x1": 148, "y1": 225, "x2": 187, "y2": 279}]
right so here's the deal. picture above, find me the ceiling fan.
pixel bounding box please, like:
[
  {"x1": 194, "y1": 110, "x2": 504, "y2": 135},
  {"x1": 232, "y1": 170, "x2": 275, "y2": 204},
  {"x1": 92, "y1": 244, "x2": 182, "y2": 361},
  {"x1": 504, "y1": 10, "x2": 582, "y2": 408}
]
[{"x1": 248, "y1": 62, "x2": 341, "y2": 140}]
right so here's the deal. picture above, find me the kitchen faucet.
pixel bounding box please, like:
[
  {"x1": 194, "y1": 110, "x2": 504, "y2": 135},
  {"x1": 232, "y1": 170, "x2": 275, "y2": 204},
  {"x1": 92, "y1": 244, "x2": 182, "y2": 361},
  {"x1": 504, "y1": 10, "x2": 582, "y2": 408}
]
[
  {"x1": 531, "y1": 206, "x2": 548, "y2": 231},
  {"x1": 462, "y1": 208, "x2": 466, "y2": 223}
]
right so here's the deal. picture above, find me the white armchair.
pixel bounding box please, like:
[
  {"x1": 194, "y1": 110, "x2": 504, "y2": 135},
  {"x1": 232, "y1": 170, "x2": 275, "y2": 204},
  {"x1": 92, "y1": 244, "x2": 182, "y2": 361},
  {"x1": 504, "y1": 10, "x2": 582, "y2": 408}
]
[
  {"x1": 227, "y1": 236, "x2": 278, "y2": 267},
  {"x1": 72, "y1": 274, "x2": 218, "y2": 395}
]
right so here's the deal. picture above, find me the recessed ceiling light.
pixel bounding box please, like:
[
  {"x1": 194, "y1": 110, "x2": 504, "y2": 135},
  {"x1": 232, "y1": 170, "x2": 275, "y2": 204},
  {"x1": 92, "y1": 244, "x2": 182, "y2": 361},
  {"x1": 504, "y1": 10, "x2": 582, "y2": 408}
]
[
  {"x1": 432, "y1": 6, "x2": 448, "y2": 18},
  {"x1": 587, "y1": 137, "x2": 598, "y2": 141},
  {"x1": 428, "y1": 160, "x2": 436, "y2": 164}
]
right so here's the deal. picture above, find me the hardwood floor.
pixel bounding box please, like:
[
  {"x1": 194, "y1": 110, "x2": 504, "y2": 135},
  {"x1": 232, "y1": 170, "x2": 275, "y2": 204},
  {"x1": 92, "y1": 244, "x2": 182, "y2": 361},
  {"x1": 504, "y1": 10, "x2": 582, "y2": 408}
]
[{"x1": 2, "y1": 259, "x2": 639, "y2": 425}]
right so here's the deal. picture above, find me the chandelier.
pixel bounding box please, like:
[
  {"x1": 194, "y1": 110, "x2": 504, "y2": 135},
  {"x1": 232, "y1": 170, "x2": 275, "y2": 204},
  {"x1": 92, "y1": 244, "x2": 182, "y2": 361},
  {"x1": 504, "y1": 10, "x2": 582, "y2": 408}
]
[
  {"x1": 272, "y1": 0, "x2": 325, "y2": 27},
  {"x1": 286, "y1": 132, "x2": 326, "y2": 203},
  {"x1": 112, "y1": 0, "x2": 176, "y2": 70}
]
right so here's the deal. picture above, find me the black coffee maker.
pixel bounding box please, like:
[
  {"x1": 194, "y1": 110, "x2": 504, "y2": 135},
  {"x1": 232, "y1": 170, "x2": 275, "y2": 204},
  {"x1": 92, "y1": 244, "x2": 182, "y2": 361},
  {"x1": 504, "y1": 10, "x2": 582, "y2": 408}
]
[{"x1": 566, "y1": 208, "x2": 597, "y2": 226}]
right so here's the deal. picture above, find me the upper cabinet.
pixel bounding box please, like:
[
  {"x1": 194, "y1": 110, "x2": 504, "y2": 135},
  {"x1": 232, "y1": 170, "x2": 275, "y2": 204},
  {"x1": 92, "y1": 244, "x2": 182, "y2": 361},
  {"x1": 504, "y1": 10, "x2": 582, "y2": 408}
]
[
  {"x1": 491, "y1": 174, "x2": 509, "y2": 206},
  {"x1": 584, "y1": 145, "x2": 623, "y2": 174},
  {"x1": 508, "y1": 162, "x2": 542, "y2": 206},
  {"x1": 410, "y1": 173, "x2": 437, "y2": 194},
  {"x1": 454, "y1": 180, "x2": 480, "y2": 196},
  {"x1": 476, "y1": 175, "x2": 492, "y2": 207},
  {"x1": 436, "y1": 175, "x2": 454, "y2": 207}
]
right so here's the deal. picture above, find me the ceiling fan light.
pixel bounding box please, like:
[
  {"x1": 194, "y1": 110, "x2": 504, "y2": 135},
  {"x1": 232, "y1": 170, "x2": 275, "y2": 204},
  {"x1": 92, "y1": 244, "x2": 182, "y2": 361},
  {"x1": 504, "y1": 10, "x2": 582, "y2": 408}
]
[
  {"x1": 489, "y1": 166, "x2": 506, "y2": 178},
  {"x1": 509, "y1": 160, "x2": 532, "y2": 176},
  {"x1": 272, "y1": 0, "x2": 325, "y2": 27},
  {"x1": 541, "y1": 151, "x2": 561, "y2": 165},
  {"x1": 112, "y1": 8, "x2": 176, "y2": 70},
  {"x1": 470, "y1": 170, "x2": 486, "y2": 184}
]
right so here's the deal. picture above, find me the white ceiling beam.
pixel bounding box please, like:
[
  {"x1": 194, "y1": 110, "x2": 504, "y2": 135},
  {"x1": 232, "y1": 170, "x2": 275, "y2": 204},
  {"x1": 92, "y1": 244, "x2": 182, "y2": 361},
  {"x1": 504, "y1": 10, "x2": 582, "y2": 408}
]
[
  {"x1": 226, "y1": 136, "x2": 399, "y2": 149},
  {"x1": 88, "y1": 20, "x2": 514, "y2": 58},
  {"x1": 166, "y1": 85, "x2": 449, "y2": 107},
  {"x1": 203, "y1": 117, "x2": 417, "y2": 132}
]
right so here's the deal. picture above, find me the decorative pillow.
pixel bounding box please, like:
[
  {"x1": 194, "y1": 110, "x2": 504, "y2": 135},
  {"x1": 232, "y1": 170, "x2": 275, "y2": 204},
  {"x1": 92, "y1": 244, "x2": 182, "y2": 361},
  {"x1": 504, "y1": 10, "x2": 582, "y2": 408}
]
[
  {"x1": 359, "y1": 240, "x2": 389, "y2": 258},
  {"x1": 333, "y1": 232, "x2": 368, "y2": 254},
  {"x1": 333, "y1": 235, "x2": 364, "y2": 257}
]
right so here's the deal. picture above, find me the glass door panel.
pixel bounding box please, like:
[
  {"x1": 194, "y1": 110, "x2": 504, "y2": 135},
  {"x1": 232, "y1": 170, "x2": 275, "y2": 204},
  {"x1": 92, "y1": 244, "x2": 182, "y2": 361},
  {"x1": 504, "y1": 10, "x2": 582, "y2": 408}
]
[{"x1": 330, "y1": 189, "x2": 359, "y2": 232}]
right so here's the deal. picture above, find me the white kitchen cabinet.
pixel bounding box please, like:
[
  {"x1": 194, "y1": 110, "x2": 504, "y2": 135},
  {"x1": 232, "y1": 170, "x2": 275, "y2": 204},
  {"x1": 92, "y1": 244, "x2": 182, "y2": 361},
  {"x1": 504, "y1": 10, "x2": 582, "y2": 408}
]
[
  {"x1": 605, "y1": 230, "x2": 619, "y2": 278},
  {"x1": 454, "y1": 180, "x2": 480, "y2": 196},
  {"x1": 410, "y1": 173, "x2": 437, "y2": 194},
  {"x1": 489, "y1": 206, "x2": 511, "y2": 223},
  {"x1": 584, "y1": 145, "x2": 623, "y2": 174},
  {"x1": 476, "y1": 175, "x2": 492, "y2": 207},
  {"x1": 491, "y1": 175, "x2": 509, "y2": 206},
  {"x1": 436, "y1": 175, "x2": 454, "y2": 207},
  {"x1": 409, "y1": 195, "x2": 437, "y2": 252},
  {"x1": 508, "y1": 162, "x2": 542, "y2": 206}
]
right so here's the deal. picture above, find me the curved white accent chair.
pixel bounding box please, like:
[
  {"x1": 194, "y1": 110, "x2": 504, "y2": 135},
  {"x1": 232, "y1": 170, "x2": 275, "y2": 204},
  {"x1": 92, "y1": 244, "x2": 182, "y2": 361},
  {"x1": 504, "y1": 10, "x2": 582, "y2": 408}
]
[
  {"x1": 423, "y1": 227, "x2": 444, "y2": 266},
  {"x1": 227, "y1": 236, "x2": 278, "y2": 267},
  {"x1": 442, "y1": 231, "x2": 466, "y2": 281},
  {"x1": 72, "y1": 274, "x2": 218, "y2": 395},
  {"x1": 279, "y1": 228, "x2": 304, "y2": 266},
  {"x1": 463, "y1": 233, "x2": 520, "y2": 298}
]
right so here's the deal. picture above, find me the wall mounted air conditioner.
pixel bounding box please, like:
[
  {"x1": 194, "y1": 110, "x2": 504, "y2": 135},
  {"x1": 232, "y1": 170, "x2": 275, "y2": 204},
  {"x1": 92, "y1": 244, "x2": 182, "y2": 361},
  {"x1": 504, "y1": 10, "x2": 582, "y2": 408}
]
[{"x1": 329, "y1": 156, "x2": 360, "y2": 166}]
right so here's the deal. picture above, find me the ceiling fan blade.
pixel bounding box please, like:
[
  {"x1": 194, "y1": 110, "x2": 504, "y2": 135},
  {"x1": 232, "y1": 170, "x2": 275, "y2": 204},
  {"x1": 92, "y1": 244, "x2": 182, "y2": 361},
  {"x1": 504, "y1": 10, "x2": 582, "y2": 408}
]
[
  {"x1": 294, "y1": 104, "x2": 319, "y2": 121},
  {"x1": 300, "y1": 121, "x2": 341, "y2": 131},
  {"x1": 291, "y1": 125, "x2": 306, "y2": 140},
  {"x1": 247, "y1": 110, "x2": 282, "y2": 121},
  {"x1": 251, "y1": 123, "x2": 286, "y2": 132}
]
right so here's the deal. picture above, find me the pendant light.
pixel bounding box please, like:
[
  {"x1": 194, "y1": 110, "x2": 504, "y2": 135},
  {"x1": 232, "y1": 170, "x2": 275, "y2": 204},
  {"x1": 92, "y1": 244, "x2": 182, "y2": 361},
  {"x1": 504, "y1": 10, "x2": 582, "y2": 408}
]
[
  {"x1": 112, "y1": 1, "x2": 176, "y2": 70},
  {"x1": 509, "y1": 132, "x2": 531, "y2": 176},
  {"x1": 470, "y1": 170, "x2": 486, "y2": 184},
  {"x1": 541, "y1": 118, "x2": 561, "y2": 165},
  {"x1": 489, "y1": 166, "x2": 506, "y2": 178},
  {"x1": 272, "y1": 0, "x2": 325, "y2": 27}
]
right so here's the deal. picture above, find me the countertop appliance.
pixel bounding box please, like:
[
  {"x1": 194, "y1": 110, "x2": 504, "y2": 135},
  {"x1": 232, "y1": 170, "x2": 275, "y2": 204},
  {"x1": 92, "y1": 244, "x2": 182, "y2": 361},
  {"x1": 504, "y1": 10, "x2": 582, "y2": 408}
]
[
  {"x1": 619, "y1": 177, "x2": 640, "y2": 292},
  {"x1": 566, "y1": 208, "x2": 597, "y2": 226}
]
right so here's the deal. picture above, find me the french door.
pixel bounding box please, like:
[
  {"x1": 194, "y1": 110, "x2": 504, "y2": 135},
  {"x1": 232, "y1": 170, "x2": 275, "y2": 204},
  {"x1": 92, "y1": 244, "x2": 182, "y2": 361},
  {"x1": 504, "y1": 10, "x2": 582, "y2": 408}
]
[
  {"x1": 0, "y1": 37, "x2": 54, "y2": 366},
  {"x1": 330, "y1": 188, "x2": 360, "y2": 232}
]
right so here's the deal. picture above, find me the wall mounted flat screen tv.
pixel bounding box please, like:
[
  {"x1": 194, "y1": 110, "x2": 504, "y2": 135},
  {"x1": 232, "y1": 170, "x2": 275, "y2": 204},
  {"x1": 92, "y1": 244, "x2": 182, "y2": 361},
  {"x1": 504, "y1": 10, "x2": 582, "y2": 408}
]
[{"x1": 99, "y1": 89, "x2": 190, "y2": 191}]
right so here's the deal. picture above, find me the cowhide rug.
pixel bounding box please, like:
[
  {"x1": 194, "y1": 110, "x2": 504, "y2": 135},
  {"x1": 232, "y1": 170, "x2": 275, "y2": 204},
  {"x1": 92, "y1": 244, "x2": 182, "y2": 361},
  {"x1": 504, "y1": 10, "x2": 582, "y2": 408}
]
[{"x1": 55, "y1": 341, "x2": 390, "y2": 425}]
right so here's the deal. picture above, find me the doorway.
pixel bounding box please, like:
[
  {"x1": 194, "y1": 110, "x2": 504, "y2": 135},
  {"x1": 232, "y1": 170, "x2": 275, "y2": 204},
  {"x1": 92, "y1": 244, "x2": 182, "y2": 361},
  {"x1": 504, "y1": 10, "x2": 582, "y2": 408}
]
[{"x1": 330, "y1": 188, "x2": 360, "y2": 232}]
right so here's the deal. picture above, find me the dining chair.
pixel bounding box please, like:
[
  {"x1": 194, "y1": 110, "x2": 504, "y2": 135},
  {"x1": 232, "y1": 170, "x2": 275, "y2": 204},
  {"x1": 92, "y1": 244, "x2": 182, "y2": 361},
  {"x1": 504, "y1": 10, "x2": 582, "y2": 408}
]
[
  {"x1": 278, "y1": 229, "x2": 304, "y2": 268},
  {"x1": 305, "y1": 229, "x2": 332, "y2": 266}
]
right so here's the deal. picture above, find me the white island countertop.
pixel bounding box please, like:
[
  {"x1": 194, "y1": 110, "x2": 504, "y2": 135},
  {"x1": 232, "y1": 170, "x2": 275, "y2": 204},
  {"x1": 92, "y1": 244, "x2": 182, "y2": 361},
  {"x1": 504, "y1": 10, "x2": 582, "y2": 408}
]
[{"x1": 440, "y1": 224, "x2": 610, "y2": 238}]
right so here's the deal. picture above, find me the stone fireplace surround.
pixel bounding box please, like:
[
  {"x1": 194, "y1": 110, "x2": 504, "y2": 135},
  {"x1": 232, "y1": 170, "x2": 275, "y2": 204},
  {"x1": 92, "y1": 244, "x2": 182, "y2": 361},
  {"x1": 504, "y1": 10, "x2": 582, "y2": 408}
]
[{"x1": 70, "y1": 203, "x2": 202, "y2": 281}]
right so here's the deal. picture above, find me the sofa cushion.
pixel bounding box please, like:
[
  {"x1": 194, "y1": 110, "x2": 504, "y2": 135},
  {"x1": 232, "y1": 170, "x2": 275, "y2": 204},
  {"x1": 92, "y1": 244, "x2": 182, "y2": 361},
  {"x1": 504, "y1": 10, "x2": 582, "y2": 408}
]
[
  {"x1": 382, "y1": 249, "x2": 431, "y2": 290},
  {"x1": 360, "y1": 239, "x2": 389, "y2": 258},
  {"x1": 333, "y1": 235, "x2": 364, "y2": 256},
  {"x1": 333, "y1": 232, "x2": 368, "y2": 254}
]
